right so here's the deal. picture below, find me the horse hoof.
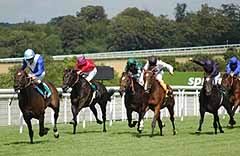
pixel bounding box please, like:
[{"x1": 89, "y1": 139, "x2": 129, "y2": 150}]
[
  {"x1": 220, "y1": 130, "x2": 224, "y2": 133},
  {"x1": 195, "y1": 130, "x2": 201, "y2": 134},
  {"x1": 137, "y1": 129, "x2": 142, "y2": 134},
  {"x1": 97, "y1": 120, "x2": 103, "y2": 124},
  {"x1": 132, "y1": 121, "x2": 138, "y2": 126},
  {"x1": 103, "y1": 129, "x2": 107, "y2": 133},
  {"x1": 54, "y1": 132, "x2": 59, "y2": 138},
  {"x1": 173, "y1": 130, "x2": 177, "y2": 135}
]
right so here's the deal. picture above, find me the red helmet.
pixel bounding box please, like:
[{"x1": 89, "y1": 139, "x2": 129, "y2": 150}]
[{"x1": 77, "y1": 56, "x2": 86, "y2": 65}]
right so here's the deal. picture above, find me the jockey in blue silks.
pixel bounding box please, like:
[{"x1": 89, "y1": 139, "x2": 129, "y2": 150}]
[
  {"x1": 226, "y1": 56, "x2": 240, "y2": 77},
  {"x1": 21, "y1": 49, "x2": 50, "y2": 98}
]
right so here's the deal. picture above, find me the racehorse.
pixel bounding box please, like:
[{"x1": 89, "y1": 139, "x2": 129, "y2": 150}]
[
  {"x1": 13, "y1": 69, "x2": 60, "y2": 143},
  {"x1": 119, "y1": 72, "x2": 149, "y2": 133},
  {"x1": 143, "y1": 69, "x2": 176, "y2": 136},
  {"x1": 222, "y1": 73, "x2": 240, "y2": 117},
  {"x1": 62, "y1": 69, "x2": 115, "y2": 134},
  {"x1": 196, "y1": 76, "x2": 236, "y2": 134}
]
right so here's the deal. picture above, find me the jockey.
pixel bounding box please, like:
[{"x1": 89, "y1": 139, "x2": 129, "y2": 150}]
[
  {"x1": 75, "y1": 55, "x2": 100, "y2": 97},
  {"x1": 140, "y1": 56, "x2": 174, "y2": 96},
  {"x1": 190, "y1": 58, "x2": 220, "y2": 85},
  {"x1": 21, "y1": 49, "x2": 50, "y2": 99},
  {"x1": 226, "y1": 56, "x2": 240, "y2": 77},
  {"x1": 124, "y1": 58, "x2": 142, "y2": 83}
]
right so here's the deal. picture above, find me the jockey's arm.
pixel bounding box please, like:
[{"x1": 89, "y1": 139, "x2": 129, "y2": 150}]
[
  {"x1": 157, "y1": 60, "x2": 174, "y2": 75},
  {"x1": 191, "y1": 59, "x2": 205, "y2": 67},
  {"x1": 21, "y1": 60, "x2": 27, "y2": 70},
  {"x1": 233, "y1": 62, "x2": 240, "y2": 76},
  {"x1": 33, "y1": 56, "x2": 45, "y2": 77},
  {"x1": 226, "y1": 63, "x2": 231, "y2": 74}
]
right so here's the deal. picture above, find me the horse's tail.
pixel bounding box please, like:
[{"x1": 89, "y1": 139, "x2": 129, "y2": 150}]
[{"x1": 107, "y1": 88, "x2": 117, "y2": 101}]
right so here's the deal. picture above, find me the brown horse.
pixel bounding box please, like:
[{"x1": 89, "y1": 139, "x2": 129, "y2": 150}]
[
  {"x1": 62, "y1": 69, "x2": 115, "y2": 134},
  {"x1": 143, "y1": 70, "x2": 176, "y2": 136},
  {"x1": 119, "y1": 72, "x2": 149, "y2": 133},
  {"x1": 13, "y1": 69, "x2": 60, "y2": 143},
  {"x1": 222, "y1": 73, "x2": 240, "y2": 117}
]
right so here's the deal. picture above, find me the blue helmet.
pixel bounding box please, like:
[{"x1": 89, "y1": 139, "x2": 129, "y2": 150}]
[
  {"x1": 230, "y1": 56, "x2": 238, "y2": 64},
  {"x1": 24, "y1": 49, "x2": 35, "y2": 60}
]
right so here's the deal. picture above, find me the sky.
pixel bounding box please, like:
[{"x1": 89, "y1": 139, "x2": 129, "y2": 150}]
[{"x1": 0, "y1": 0, "x2": 239, "y2": 23}]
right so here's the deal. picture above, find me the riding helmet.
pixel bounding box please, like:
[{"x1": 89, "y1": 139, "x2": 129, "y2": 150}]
[
  {"x1": 148, "y1": 56, "x2": 157, "y2": 66},
  {"x1": 77, "y1": 55, "x2": 87, "y2": 65},
  {"x1": 24, "y1": 49, "x2": 35, "y2": 60}
]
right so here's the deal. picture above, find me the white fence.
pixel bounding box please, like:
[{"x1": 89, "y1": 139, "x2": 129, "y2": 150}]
[
  {"x1": 0, "y1": 44, "x2": 240, "y2": 63},
  {"x1": 0, "y1": 86, "x2": 229, "y2": 133}
]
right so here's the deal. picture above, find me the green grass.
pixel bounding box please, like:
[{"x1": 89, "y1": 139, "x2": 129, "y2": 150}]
[
  {"x1": 164, "y1": 71, "x2": 204, "y2": 85},
  {"x1": 0, "y1": 115, "x2": 240, "y2": 156}
]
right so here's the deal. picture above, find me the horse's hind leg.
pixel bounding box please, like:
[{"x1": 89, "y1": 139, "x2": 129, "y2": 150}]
[
  {"x1": 167, "y1": 104, "x2": 176, "y2": 135},
  {"x1": 23, "y1": 115, "x2": 34, "y2": 144},
  {"x1": 99, "y1": 102, "x2": 107, "y2": 132},
  {"x1": 39, "y1": 113, "x2": 49, "y2": 137},
  {"x1": 90, "y1": 104, "x2": 102, "y2": 124},
  {"x1": 52, "y1": 106, "x2": 59, "y2": 138}
]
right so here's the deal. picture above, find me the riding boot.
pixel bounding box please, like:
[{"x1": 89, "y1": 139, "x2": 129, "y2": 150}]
[
  {"x1": 159, "y1": 80, "x2": 169, "y2": 97},
  {"x1": 90, "y1": 83, "x2": 100, "y2": 98},
  {"x1": 38, "y1": 83, "x2": 47, "y2": 99}
]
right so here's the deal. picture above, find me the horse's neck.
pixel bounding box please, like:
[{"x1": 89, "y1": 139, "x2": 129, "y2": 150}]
[
  {"x1": 74, "y1": 77, "x2": 91, "y2": 93},
  {"x1": 232, "y1": 79, "x2": 240, "y2": 91}
]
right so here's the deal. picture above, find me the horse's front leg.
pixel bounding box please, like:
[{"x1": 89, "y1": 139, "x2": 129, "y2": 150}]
[
  {"x1": 215, "y1": 113, "x2": 224, "y2": 133},
  {"x1": 196, "y1": 108, "x2": 205, "y2": 134},
  {"x1": 23, "y1": 114, "x2": 34, "y2": 144},
  {"x1": 151, "y1": 105, "x2": 161, "y2": 137},
  {"x1": 70, "y1": 104, "x2": 78, "y2": 134},
  {"x1": 39, "y1": 113, "x2": 49, "y2": 137},
  {"x1": 126, "y1": 108, "x2": 136, "y2": 128}
]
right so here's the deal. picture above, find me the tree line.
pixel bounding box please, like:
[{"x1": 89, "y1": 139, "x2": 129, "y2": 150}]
[{"x1": 0, "y1": 3, "x2": 239, "y2": 58}]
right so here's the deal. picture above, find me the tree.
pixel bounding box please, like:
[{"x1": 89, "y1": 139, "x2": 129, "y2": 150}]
[
  {"x1": 175, "y1": 3, "x2": 187, "y2": 22},
  {"x1": 76, "y1": 5, "x2": 107, "y2": 23}
]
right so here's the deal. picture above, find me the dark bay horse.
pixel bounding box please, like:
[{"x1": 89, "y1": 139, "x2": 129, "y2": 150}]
[
  {"x1": 222, "y1": 73, "x2": 240, "y2": 117},
  {"x1": 13, "y1": 69, "x2": 60, "y2": 143},
  {"x1": 196, "y1": 76, "x2": 236, "y2": 134},
  {"x1": 143, "y1": 70, "x2": 176, "y2": 136},
  {"x1": 119, "y1": 72, "x2": 149, "y2": 133},
  {"x1": 62, "y1": 69, "x2": 115, "y2": 134}
]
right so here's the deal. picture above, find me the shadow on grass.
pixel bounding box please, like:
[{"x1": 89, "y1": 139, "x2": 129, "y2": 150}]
[
  {"x1": 63, "y1": 130, "x2": 103, "y2": 135},
  {"x1": 112, "y1": 130, "x2": 161, "y2": 138},
  {"x1": 222, "y1": 125, "x2": 240, "y2": 129},
  {"x1": 189, "y1": 131, "x2": 216, "y2": 135},
  {"x1": 3, "y1": 140, "x2": 49, "y2": 145}
]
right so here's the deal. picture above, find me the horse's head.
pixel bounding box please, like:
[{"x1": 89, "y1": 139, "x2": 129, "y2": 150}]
[
  {"x1": 62, "y1": 68, "x2": 78, "y2": 93},
  {"x1": 221, "y1": 73, "x2": 234, "y2": 91},
  {"x1": 13, "y1": 69, "x2": 31, "y2": 91},
  {"x1": 203, "y1": 76, "x2": 214, "y2": 96},
  {"x1": 119, "y1": 72, "x2": 132, "y2": 96},
  {"x1": 143, "y1": 70, "x2": 155, "y2": 92}
]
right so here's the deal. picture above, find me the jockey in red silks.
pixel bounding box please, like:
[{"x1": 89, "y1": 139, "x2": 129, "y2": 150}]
[{"x1": 75, "y1": 55, "x2": 100, "y2": 97}]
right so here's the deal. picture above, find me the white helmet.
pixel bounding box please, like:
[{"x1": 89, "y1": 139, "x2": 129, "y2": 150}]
[{"x1": 24, "y1": 49, "x2": 35, "y2": 60}]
